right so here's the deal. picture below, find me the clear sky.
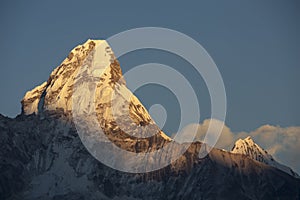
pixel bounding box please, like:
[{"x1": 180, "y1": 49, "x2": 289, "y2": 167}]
[{"x1": 0, "y1": 0, "x2": 299, "y2": 133}]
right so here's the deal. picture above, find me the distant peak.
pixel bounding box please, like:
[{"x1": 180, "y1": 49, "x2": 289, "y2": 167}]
[
  {"x1": 232, "y1": 136, "x2": 268, "y2": 156},
  {"x1": 232, "y1": 136, "x2": 255, "y2": 149},
  {"x1": 245, "y1": 136, "x2": 252, "y2": 140},
  {"x1": 231, "y1": 136, "x2": 299, "y2": 178},
  {"x1": 242, "y1": 136, "x2": 254, "y2": 142}
]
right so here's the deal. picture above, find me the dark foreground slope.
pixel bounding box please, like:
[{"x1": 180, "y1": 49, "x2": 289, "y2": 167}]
[{"x1": 0, "y1": 113, "x2": 299, "y2": 200}]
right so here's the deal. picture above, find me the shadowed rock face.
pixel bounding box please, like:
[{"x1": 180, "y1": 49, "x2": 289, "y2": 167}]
[{"x1": 1, "y1": 40, "x2": 300, "y2": 199}]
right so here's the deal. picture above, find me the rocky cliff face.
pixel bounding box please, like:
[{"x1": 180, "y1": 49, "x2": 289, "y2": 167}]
[{"x1": 1, "y1": 40, "x2": 300, "y2": 200}]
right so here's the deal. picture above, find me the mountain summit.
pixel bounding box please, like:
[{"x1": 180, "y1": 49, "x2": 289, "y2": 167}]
[
  {"x1": 231, "y1": 136, "x2": 299, "y2": 178},
  {"x1": 0, "y1": 40, "x2": 299, "y2": 200},
  {"x1": 21, "y1": 39, "x2": 171, "y2": 154},
  {"x1": 22, "y1": 40, "x2": 110, "y2": 115}
]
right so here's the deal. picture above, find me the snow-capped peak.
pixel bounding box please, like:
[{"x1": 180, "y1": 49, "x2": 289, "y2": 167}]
[
  {"x1": 22, "y1": 39, "x2": 111, "y2": 115},
  {"x1": 231, "y1": 136, "x2": 299, "y2": 178},
  {"x1": 21, "y1": 39, "x2": 171, "y2": 143},
  {"x1": 231, "y1": 136, "x2": 273, "y2": 164}
]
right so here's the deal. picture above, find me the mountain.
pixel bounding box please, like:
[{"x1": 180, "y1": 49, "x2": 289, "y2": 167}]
[
  {"x1": 231, "y1": 136, "x2": 299, "y2": 178},
  {"x1": 0, "y1": 39, "x2": 299, "y2": 200},
  {"x1": 22, "y1": 39, "x2": 170, "y2": 154}
]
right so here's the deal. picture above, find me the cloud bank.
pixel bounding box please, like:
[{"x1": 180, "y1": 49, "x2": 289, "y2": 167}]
[{"x1": 172, "y1": 119, "x2": 300, "y2": 174}]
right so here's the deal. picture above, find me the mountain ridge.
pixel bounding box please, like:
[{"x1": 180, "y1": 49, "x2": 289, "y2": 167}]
[
  {"x1": 0, "y1": 39, "x2": 299, "y2": 199},
  {"x1": 1, "y1": 113, "x2": 299, "y2": 199}
]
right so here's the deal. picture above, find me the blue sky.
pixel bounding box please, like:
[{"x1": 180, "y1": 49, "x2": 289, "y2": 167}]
[{"x1": 0, "y1": 0, "x2": 299, "y2": 134}]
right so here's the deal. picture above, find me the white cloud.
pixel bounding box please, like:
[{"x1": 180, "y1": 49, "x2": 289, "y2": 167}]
[
  {"x1": 172, "y1": 119, "x2": 235, "y2": 150},
  {"x1": 171, "y1": 119, "x2": 300, "y2": 174},
  {"x1": 247, "y1": 125, "x2": 300, "y2": 174}
]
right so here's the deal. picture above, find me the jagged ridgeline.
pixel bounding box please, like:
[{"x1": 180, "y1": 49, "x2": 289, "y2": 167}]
[{"x1": 1, "y1": 40, "x2": 299, "y2": 200}]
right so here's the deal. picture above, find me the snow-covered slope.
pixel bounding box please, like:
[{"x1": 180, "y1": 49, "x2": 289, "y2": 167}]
[{"x1": 231, "y1": 136, "x2": 299, "y2": 178}]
